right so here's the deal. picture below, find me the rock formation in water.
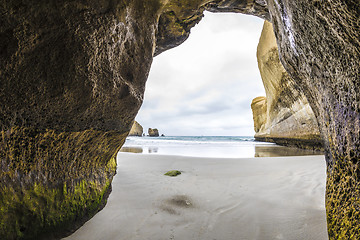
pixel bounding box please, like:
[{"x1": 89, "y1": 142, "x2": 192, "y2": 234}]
[
  {"x1": 0, "y1": 0, "x2": 359, "y2": 239},
  {"x1": 148, "y1": 128, "x2": 160, "y2": 137},
  {"x1": 251, "y1": 21, "x2": 322, "y2": 150},
  {"x1": 129, "y1": 121, "x2": 143, "y2": 136}
]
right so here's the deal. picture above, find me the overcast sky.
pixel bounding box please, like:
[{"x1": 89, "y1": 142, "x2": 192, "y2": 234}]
[{"x1": 136, "y1": 12, "x2": 265, "y2": 136}]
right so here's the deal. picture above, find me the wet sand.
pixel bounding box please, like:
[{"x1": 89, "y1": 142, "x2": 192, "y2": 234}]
[{"x1": 64, "y1": 153, "x2": 328, "y2": 240}]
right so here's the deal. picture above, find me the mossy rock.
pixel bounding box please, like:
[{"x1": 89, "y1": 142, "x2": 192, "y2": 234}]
[
  {"x1": 0, "y1": 127, "x2": 125, "y2": 239},
  {"x1": 164, "y1": 170, "x2": 181, "y2": 177}
]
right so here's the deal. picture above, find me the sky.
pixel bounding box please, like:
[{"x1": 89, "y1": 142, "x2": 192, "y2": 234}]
[{"x1": 135, "y1": 11, "x2": 265, "y2": 136}]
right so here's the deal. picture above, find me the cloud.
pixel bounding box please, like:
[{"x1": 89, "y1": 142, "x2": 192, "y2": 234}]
[{"x1": 136, "y1": 12, "x2": 265, "y2": 136}]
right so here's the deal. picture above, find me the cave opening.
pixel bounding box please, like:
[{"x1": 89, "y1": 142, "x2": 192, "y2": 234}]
[
  {"x1": 121, "y1": 12, "x2": 320, "y2": 158},
  {"x1": 88, "y1": 9, "x2": 328, "y2": 237},
  {"x1": 1, "y1": 1, "x2": 358, "y2": 239},
  {"x1": 138, "y1": 11, "x2": 265, "y2": 137},
  {"x1": 121, "y1": 12, "x2": 268, "y2": 157},
  {"x1": 113, "y1": 12, "x2": 327, "y2": 240}
]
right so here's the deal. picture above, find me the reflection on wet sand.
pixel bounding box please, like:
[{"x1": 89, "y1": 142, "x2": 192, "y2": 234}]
[
  {"x1": 120, "y1": 145, "x2": 323, "y2": 158},
  {"x1": 255, "y1": 145, "x2": 322, "y2": 157},
  {"x1": 120, "y1": 147, "x2": 159, "y2": 154},
  {"x1": 148, "y1": 147, "x2": 158, "y2": 153},
  {"x1": 120, "y1": 147, "x2": 143, "y2": 153}
]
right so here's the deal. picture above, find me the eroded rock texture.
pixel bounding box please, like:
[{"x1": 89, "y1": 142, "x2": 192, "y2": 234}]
[
  {"x1": 251, "y1": 21, "x2": 322, "y2": 150},
  {"x1": 267, "y1": 0, "x2": 360, "y2": 238},
  {"x1": 0, "y1": 0, "x2": 159, "y2": 238}
]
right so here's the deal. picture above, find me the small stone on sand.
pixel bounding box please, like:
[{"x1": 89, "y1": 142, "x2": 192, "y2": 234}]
[{"x1": 164, "y1": 170, "x2": 181, "y2": 177}]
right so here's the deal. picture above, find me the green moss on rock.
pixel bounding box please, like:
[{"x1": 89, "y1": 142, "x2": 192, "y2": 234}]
[
  {"x1": 0, "y1": 178, "x2": 112, "y2": 240},
  {"x1": 0, "y1": 127, "x2": 125, "y2": 239},
  {"x1": 164, "y1": 170, "x2": 182, "y2": 177},
  {"x1": 326, "y1": 153, "x2": 360, "y2": 240}
]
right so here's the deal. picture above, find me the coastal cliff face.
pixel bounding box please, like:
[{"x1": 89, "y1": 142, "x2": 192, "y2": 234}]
[
  {"x1": 129, "y1": 121, "x2": 143, "y2": 136},
  {"x1": 0, "y1": 0, "x2": 359, "y2": 239},
  {"x1": 252, "y1": 21, "x2": 322, "y2": 150},
  {"x1": 267, "y1": 1, "x2": 360, "y2": 238}
]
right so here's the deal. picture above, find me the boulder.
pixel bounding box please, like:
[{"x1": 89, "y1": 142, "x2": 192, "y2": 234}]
[{"x1": 164, "y1": 170, "x2": 182, "y2": 177}]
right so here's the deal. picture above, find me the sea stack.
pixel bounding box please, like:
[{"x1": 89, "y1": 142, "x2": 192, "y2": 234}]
[
  {"x1": 129, "y1": 121, "x2": 143, "y2": 136},
  {"x1": 148, "y1": 128, "x2": 159, "y2": 137}
]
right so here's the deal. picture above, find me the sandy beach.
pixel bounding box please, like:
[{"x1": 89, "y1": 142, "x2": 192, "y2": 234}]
[{"x1": 64, "y1": 153, "x2": 328, "y2": 240}]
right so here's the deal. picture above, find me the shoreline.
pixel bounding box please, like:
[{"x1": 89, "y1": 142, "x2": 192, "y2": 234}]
[
  {"x1": 64, "y1": 153, "x2": 328, "y2": 240},
  {"x1": 120, "y1": 136, "x2": 321, "y2": 158}
]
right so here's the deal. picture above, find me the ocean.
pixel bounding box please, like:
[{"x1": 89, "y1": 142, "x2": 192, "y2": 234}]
[{"x1": 120, "y1": 136, "x2": 319, "y2": 158}]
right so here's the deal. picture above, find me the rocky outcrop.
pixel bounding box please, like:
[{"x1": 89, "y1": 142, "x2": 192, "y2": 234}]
[
  {"x1": 0, "y1": 0, "x2": 359, "y2": 239},
  {"x1": 251, "y1": 21, "x2": 322, "y2": 151},
  {"x1": 148, "y1": 128, "x2": 160, "y2": 137},
  {"x1": 129, "y1": 121, "x2": 143, "y2": 136}
]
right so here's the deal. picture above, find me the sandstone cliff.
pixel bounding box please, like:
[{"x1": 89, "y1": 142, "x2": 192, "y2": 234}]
[
  {"x1": 251, "y1": 21, "x2": 322, "y2": 150},
  {"x1": 129, "y1": 121, "x2": 143, "y2": 136}
]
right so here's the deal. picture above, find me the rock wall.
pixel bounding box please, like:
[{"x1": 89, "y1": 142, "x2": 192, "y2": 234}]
[
  {"x1": 0, "y1": 0, "x2": 159, "y2": 238},
  {"x1": 251, "y1": 21, "x2": 322, "y2": 150},
  {"x1": 0, "y1": 0, "x2": 359, "y2": 239},
  {"x1": 267, "y1": 1, "x2": 360, "y2": 238},
  {"x1": 129, "y1": 121, "x2": 143, "y2": 136}
]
